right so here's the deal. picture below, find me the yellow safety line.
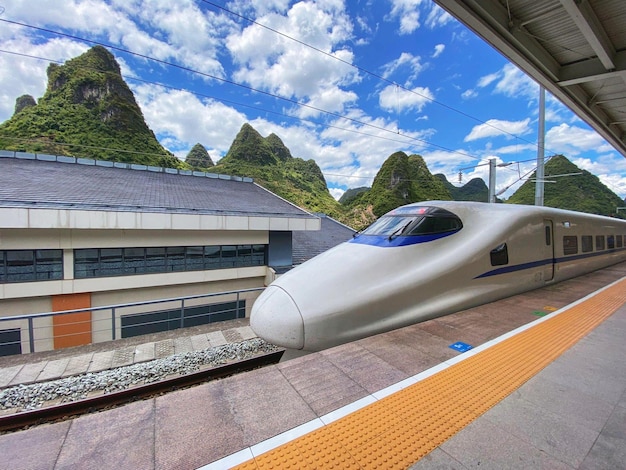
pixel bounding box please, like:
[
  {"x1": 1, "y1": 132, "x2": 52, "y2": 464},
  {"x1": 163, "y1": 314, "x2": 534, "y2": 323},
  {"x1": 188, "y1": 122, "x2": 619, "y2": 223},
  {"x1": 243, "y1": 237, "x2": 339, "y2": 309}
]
[{"x1": 234, "y1": 278, "x2": 626, "y2": 469}]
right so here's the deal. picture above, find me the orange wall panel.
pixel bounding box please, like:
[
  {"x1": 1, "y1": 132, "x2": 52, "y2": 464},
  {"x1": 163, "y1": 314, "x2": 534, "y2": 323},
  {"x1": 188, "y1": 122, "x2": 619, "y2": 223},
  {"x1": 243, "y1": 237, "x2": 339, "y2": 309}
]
[{"x1": 52, "y1": 293, "x2": 92, "y2": 349}]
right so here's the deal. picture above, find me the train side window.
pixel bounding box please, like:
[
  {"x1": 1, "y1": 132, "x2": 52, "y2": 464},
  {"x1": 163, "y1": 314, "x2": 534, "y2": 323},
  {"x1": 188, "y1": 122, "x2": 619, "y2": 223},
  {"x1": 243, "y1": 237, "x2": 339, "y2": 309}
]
[
  {"x1": 608, "y1": 235, "x2": 615, "y2": 249},
  {"x1": 490, "y1": 243, "x2": 508, "y2": 266},
  {"x1": 581, "y1": 235, "x2": 593, "y2": 253},
  {"x1": 617, "y1": 235, "x2": 623, "y2": 248},
  {"x1": 563, "y1": 236, "x2": 578, "y2": 255},
  {"x1": 596, "y1": 235, "x2": 605, "y2": 251},
  {"x1": 545, "y1": 226, "x2": 551, "y2": 245}
]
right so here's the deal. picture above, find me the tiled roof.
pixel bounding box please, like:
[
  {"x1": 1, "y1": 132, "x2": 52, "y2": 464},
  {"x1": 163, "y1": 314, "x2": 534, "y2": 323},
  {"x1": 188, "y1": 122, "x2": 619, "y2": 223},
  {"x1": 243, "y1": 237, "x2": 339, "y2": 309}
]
[
  {"x1": 0, "y1": 152, "x2": 315, "y2": 219},
  {"x1": 292, "y1": 214, "x2": 355, "y2": 265}
]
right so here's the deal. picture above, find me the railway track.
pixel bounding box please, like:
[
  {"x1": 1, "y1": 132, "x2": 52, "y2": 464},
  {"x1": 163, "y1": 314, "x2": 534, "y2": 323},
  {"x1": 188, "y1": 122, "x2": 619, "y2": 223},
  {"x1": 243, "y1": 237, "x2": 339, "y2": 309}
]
[{"x1": 0, "y1": 349, "x2": 283, "y2": 433}]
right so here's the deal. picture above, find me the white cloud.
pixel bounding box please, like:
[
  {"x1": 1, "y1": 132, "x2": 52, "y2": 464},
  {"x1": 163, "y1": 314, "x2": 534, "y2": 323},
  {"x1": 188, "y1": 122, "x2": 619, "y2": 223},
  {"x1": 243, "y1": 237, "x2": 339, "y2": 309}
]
[
  {"x1": 572, "y1": 155, "x2": 626, "y2": 198},
  {"x1": 424, "y1": 3, "x2": 453, "y2": 28},
  {"x1": 379, "y1": 84, "x2": 434, "y2": 113},
  {"x1": 464, "y1": 118, "x2": 532, "y2": 142},
  {"x1": 546, "y1": 123, "x2": 614, "y2": 156},
  {"x1": 493, "y1": 63, "x2": 538, "y2": 100},
  {"x1": 432, "y1": 44, "x2": 445, "y2": 58},
  {"x1": 388, "y1": 0, "x2": 423, "y2": 35},
  {"x1": 132, "y1": 84, "x2": 247, "y2": 160},
  {"x1": 381, "y1": 52, "x2": 425, "y2": 83},
  {"x1": 461, "y1": 89, "x2": 477, "y2": 100},
  {"x1": 386, "y1": 0, "x2": 448, "y2": 34},
  {"x1": 477, "y1": 64, "x2": 538, "y2": 103},
  {"x1": 225, "y1": 1, "x2": 358, "y2": 116},
  {"x1": 477, "y1": 72, "x2": 499, "y2": 88}
]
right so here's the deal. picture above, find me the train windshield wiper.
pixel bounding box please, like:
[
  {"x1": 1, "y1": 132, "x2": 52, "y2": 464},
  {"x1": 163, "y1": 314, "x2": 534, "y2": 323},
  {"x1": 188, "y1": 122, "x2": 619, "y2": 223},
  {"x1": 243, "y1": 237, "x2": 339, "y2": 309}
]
[{"x1": 388, "y1": 221, "x2": 412, "y2": 240}]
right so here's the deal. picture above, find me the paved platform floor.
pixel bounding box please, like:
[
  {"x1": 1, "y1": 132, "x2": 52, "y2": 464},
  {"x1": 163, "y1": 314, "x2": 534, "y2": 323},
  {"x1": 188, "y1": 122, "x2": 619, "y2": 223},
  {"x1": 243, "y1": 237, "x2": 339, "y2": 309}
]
[{"x1": 411, "y1": 301, "x2": 626, "y2": 469}]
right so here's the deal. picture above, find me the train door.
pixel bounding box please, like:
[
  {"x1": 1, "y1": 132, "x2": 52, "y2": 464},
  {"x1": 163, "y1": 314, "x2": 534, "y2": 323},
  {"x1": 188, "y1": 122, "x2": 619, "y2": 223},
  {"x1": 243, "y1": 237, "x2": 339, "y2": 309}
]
[{"x1": 543, "y1": 220, "x2": 554, "y2": 281}]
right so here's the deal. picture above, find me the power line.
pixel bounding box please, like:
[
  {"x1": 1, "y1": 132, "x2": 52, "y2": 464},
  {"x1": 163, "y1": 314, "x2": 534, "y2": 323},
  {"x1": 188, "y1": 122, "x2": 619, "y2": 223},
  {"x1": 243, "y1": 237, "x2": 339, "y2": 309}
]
[
  {"x1": 0, "y1": 21, "x2": 486, "y2": 162},
  {"x1": 0, "y1": 48, "x2": 479, "y2": 166},
  {"x1": 199, "y1": 0, "x2": 555, "y2": 155}
]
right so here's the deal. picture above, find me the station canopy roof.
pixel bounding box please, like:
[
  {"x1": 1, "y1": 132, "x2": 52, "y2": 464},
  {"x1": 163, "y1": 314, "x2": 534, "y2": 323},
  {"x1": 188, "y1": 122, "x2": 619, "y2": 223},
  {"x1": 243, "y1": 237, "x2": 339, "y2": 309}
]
[{"x1": 434, "y1": 0, "x2": 626, "y2": 158}]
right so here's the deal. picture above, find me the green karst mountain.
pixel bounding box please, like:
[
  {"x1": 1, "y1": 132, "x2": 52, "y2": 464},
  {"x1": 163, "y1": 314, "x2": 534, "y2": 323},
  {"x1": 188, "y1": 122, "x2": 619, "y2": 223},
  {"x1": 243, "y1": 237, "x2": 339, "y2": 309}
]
[
  {"x1": 185, "y1": 143, "x2": 214, "y2": 170},
  {"x1": 214, "y1": 124, "x2": 344, "y2": 220},
  {"x1": 0, "y1": 46, "x2": 183, "y2": 169},
  {"x1": 342, "y1": 151, "x2": 452, "y2": 220},
  {"x1": 507, "y1": 155, "x2": 624, "y2": 216},
  {"x1": 339, "y1": 187, "x2": 369, "y2": 205},
  {"x1": 435, "y1": 174, "x2": 492, "y2": 202},
  {"x1": 1, "y1": 46, "x2": 624, "y2": 230}
]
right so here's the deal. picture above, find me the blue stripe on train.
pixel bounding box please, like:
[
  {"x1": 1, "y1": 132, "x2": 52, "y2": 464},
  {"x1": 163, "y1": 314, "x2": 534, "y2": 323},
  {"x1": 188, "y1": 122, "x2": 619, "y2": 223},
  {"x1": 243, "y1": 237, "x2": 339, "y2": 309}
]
[
  {"x1": 349, "y1": 231, "x2": 457, "y2": 247},
  {"x1": 475, "y1": 248, "x2": 626, "y2": 279}
]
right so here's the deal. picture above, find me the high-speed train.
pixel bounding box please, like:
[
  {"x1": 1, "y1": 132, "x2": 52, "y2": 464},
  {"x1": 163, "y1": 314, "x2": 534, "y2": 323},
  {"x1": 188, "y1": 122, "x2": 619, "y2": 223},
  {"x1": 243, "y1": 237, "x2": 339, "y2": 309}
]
[{"x1": 250, "y1": 201, "x2": 626, "y2": 352}]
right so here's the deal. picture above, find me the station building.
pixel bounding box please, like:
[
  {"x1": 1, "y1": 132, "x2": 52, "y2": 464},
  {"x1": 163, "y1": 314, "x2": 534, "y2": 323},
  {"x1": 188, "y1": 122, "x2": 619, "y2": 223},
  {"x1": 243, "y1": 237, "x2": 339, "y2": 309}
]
[{"x1": 0, "y1": 151, "x2": 323, "y2": 355}]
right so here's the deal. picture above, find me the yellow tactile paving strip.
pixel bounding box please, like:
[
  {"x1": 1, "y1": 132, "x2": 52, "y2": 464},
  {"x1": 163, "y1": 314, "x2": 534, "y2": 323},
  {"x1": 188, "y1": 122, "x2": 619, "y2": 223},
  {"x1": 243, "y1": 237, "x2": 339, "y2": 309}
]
[{"x1": 234, "y1": 278, "x2": 626, "y2": 469}]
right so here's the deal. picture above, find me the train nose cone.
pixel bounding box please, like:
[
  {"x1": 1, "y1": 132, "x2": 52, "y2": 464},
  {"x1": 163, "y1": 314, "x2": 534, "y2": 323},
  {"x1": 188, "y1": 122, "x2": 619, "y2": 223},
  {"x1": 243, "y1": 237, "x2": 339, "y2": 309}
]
[{"x1": 250, "y1": 286, "x2": 305, "y2": 350}]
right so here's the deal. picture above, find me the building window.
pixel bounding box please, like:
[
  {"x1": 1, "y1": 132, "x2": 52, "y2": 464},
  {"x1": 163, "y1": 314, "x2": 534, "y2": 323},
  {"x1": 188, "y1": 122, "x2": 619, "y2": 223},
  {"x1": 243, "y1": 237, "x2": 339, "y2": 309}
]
[
  {"x1": 0, "y1": 328, "x2": 21, "y2": 357},
  {"x1": 0, "y1": 250, "x2": 63, "y2": 284},
  {"x1": 74, "y1": 244, "x2": 268, "y2": 279},
  {"x1": 120, "y1": 300, "x2": 246, "y2": 338}
]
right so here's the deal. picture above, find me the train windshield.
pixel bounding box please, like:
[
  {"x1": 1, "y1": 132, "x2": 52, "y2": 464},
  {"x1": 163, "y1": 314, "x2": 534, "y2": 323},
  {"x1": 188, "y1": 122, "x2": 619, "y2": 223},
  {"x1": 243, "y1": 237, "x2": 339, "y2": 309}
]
[{"x1": 360, "y1": 206, "x2": 463, "y2": 238}]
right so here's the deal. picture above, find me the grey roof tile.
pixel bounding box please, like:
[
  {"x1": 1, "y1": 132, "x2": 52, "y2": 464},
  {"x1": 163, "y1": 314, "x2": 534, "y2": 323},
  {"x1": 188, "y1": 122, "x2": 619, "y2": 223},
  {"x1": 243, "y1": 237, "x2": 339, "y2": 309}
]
[
  {"x1": 0, "y1": 156, "x2": 315, "y2": 219},
  {"x1": 292, "y1": 214, "x2": 355, "y2": 265}
]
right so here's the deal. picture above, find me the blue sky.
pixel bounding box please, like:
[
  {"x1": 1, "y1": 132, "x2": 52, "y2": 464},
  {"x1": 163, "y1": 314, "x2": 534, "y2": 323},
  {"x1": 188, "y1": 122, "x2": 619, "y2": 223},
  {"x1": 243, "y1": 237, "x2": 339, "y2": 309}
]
[{"x1": 1, "y1": 0, "x2": 626, "y2": 201}]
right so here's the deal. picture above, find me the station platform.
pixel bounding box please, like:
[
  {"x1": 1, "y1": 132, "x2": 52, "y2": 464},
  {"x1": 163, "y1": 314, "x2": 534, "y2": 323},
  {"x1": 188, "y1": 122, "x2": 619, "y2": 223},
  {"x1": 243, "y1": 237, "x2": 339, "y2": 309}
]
[
  {"x1": 0, "y1": 262, "x2": 625, "y2": 469},
  {"x1": 0, "y1": 320, "x2": 258, "y2": 388}
]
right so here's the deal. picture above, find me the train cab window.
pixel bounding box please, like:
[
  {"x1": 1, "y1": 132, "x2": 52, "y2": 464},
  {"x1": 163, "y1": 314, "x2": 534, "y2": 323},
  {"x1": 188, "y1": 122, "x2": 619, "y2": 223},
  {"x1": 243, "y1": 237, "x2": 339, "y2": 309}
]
[
  {"x1": 596, "y1": 235, "x2": 605, "y2": 251},
  {"x1": 617, "y1": 235, "x2": 623, "y2": 248},
  {"x1": 563, "y1": 236, "x2": 578, "y2": 255},
  {"x1": 490, "y1": 243, "x2": 508, "y2": 266},
  {"x1": 581, "y1": 235, "x2": 593, "y2": 253},
  {"x1": 608, "y1": 235, "x2": 615, "y2": 249},
  {"x1": 406, "y1": 215, "x2": 462, "y2": 235},
  {"x1": 360, "y1": 206, "x2": 462, "y2": 238}
]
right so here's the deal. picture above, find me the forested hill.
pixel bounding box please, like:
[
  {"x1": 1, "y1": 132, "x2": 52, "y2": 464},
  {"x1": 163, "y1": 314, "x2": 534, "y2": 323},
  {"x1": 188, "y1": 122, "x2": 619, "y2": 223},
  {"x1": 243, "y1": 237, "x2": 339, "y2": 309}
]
[
  {"x1": 0, "y1": 46, "x2": 183, "y2": 169},
  {"x1": 506, "y1": 155, "x2": 625, "y2": 216}
]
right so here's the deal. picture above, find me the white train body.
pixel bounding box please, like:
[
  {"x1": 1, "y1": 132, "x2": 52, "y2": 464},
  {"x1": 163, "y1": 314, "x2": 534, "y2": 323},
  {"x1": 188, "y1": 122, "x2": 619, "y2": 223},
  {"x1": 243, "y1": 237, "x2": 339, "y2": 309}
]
[{"x1": 251, "y1": 201, "x2": 626, "y2": 351}]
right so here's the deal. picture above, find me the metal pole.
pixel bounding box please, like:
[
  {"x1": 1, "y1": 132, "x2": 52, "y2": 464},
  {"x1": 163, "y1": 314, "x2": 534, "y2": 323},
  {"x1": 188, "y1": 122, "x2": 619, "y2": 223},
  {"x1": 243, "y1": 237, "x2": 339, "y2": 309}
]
[
  {"x1": 28, "y1": 317, "x2": 35, "y2": 353},
  {"x1": 111, "y1": 307, "x2": 116, "y2": 340},
  {"x1": 535, "y1": 86, "x2": 546, "y2": 206},
  {"x1": 488, "y1": 158, "x2": 496, "y2": 203}
]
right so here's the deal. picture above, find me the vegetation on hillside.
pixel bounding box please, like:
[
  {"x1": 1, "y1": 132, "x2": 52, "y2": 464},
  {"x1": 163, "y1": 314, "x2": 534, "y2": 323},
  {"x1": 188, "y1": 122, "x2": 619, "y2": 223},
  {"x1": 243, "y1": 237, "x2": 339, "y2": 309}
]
[
  {"x1": 342, "y1": 151, "x2": 452, "y2": 221},
  {"x1": 506, "y1": 155, "x2": 625, "y2": 217},
  {"x1": 214, "y1": 124, "x2": 344, "y2": 220},
  {"x1": 0, "y1": 46, "x2": 184, "y2": 169},
  {"x1": 435, "y1": 174, "x2": 491, "y2": 202},
  {"x1": 185, "y1": 143, "x2": 214, "y2": 170}
]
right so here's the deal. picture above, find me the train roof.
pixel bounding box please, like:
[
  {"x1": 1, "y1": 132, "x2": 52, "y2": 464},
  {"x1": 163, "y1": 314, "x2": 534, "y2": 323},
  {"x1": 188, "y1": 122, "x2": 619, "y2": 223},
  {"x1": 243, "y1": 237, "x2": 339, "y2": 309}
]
[{"x1": 408, "y1": 201, "x2": 626, "y2": 223}]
